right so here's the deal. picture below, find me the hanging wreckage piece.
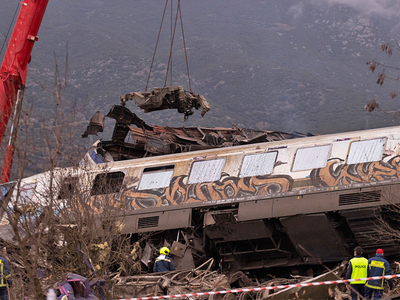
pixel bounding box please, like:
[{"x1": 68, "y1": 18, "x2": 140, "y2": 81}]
[
  {"x1": 82, "y1": 104, "x2": 313, "y2": 162},
  {"x1": 119, "y1": 86, "x2": 210, "y2": 120}
]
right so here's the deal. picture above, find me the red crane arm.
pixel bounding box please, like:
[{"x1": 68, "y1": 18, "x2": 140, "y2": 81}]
[
  {"x1": 0, "y1": 0, "x2": 49, "y2": 142},
  {"x1": 0, "y1": 0, "x2": 49, "y2": 182}
]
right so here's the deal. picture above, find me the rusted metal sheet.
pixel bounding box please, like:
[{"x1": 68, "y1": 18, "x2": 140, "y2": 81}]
[
  {"x1": 82, "y1": 111, "x2": 105, "y2": 138},
  {"x1": 170, "y1": 241, "x2": 186, "y2": 258},
  {"x1": 119, "y1": 86, "x2": 210, "y2": 120},
  {"x1": 83, "y1": 105, "x2": 313, "y2": 162},
  {"x1": 172, "y1": 247, "x2": 195, "y2": 270},
  {"x1": 111, "y1": 259, "x2": 230, "y2": 299},
  {"x1": 264, "y1": 262, "x2": 346, "y2": 299}
]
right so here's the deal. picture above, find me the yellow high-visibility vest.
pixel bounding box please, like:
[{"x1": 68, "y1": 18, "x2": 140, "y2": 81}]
[
  {"x1": 349, "y1": 257, "x2": 368, "y2": 284},
  {"x1": 0, "y1": 259, "x2": 10, "y2": 288}
]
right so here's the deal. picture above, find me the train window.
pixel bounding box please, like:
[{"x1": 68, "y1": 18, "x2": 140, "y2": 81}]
[
  {"x1": 347, "y1": 138, "x2": 386, "y2": 164},
  {"x1": 188, "y1": 159, "x2": 225, "y2": 184},
  {"x1": 90, "y1": 171, "x2": 125, "y2": 196},
  {"x1": 138, "y1": 165, "x2": 175, "y2": 190},
  {"x1": 292, "y1": 145, "x2": 331, "y2": 171},
  {"x1": 240, "y1": 152, "x2": 277, "y2": 177},
  {"x1": 58, "y1": 177, "x2": 79, "y2": 199}
]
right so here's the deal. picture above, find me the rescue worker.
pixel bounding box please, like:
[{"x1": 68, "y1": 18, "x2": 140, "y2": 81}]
[
  {"x1": 345, "y1": 246, "x2": 368, "y2": 300},
  {"x1": 153, "y1": 247, "x2": 175, "y2": 273},
  {"x1": 0, "y1": 252, "x2": 11, "y2": 300},
  {"x1": 364, "y1": 248, "x2": 393, "y2": 300}
]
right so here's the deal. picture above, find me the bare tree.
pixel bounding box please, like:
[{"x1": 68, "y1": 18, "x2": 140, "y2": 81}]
[
  {"x1": 0, "y1": 52, "x2": 143, "y2": 299},
  {"x1": 366, "y1": 43, "x2": 400, "y2": 118}
]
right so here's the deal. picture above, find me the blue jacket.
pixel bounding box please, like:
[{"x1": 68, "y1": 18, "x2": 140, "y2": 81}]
[
  {"x1": 153, "y1": 255, "x2": 175, "y2": 273},
  {"x1": 365, "y1": 254, "x2": 391, "y2": 290},
  {"x1": 0, "y1": 256, "x2": 11, "y2": 288}
]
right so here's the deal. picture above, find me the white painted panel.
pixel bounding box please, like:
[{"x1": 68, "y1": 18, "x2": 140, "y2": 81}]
[
  {"x1": 292, "y1": 145, "x2": 331, "y2": 171},
  {"x1": 347, "y1": 138, "x2": 386, "y2": 164},
  {"x1": 188, "y1": 159, "x2": 225, "y2": 184},
  {"x1": 240, "y1": 152, "x2": 277, "y2": 177},
  {"x1": 19, "y1": 182, "x2": 36, "y2": 203},
  {"x1": 139, "y1": 170, "x2": 174, "y2": 190}
]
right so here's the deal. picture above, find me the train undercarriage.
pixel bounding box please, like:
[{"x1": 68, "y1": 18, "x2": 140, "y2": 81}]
[{"x1": 110, "y1": 183, "x2": 400, "y2": 298}]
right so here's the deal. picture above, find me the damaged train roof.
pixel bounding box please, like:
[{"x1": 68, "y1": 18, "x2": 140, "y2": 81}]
[{"x1": 83, "y1": 104, "x2": 314, "y2": 162}]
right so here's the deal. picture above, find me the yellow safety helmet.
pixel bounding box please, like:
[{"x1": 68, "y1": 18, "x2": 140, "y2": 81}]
[{"x1": 160, "y1": 247, "x2": 170, "y2": 255}]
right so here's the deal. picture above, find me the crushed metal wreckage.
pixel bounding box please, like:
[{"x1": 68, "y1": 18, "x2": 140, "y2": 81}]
[
  {"x1": 45, "y1": 262, "x2": 361, "y2": 300},
  {"x1": 82, "y1": 103, "x2": 314, "y2": 162},
  {"x1": 111, "y1": 258, "x2": 232, "y2": 299},
  {"x1": 119, "y1": 86, "x2": 211, "y2": 120},
  {"x1": 108, "y1": 258, "x2": 349, "y2": 299},
  {"x1": 262, "y1": 262, "x2": 346, "y2": 299}
]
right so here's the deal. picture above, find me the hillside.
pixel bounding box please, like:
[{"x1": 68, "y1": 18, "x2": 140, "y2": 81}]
[{"x1": 1, "y1": 0, "x2": 400, "y2": 175}]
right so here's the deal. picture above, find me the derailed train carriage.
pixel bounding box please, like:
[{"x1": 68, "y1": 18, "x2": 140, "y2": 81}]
[{"x1": 3, "y1": 104, "x2": 400, "y2": 276}]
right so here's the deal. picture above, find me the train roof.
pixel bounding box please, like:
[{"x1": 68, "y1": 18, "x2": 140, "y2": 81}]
[
  {"x1": 84, "y1": 105, "x2": 315, "y2": 162},
  {"x1": 80, "y1": 104, "x2": 400, "y2": 173}
]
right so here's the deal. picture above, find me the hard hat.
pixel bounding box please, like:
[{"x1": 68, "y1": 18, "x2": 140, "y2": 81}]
[
  {"x1": 160, "y1": 247, "x2": 170, "y2": 255},
  {"x1": 376, "y1": 248, "x2": 384, "y2": 254}
]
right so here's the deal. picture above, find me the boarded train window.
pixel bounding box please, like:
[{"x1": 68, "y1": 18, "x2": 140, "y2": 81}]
[
  {"x1": 347, "y1": 138, "x2": 386, "y2": 165},
  {"x1": 91, "y1": 171, "x2": 125, "y2": 196},
  {"x1": 240, "y1": 152, "x2": 277, "y2": 177},
  {"x1": 188, "y1": 159, "x2": 225, "y2": 184},
  {"x1": 292, "y1": 145, "x2": 331, "y2": 171},
  {"x1": 138, "y1": 165, "x2": 175, "y2": 190}
]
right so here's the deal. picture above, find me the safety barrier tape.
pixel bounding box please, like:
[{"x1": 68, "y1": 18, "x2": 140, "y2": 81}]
[{"x1": 118, "y1": 274, "x2": 400, "y2": 300}]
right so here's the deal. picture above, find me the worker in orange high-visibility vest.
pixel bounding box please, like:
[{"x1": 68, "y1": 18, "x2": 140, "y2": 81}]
[
  {"x1": 0, "y1": 251, "x2": 11, "y2": 300},
  {"x1": 346, "y1": 246, "x2": 368, "y2": 300}
]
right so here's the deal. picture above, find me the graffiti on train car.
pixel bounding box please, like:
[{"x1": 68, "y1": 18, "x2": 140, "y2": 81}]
[
  {"x1": 122, "y1": 174, "x2": 294, "y2": 209},
  {"x1": 310, "y1": 155, "x2": 400, "y2": 186},
  {"x1": 87, "y1": 155, "x2": 400, "y2": 211}
]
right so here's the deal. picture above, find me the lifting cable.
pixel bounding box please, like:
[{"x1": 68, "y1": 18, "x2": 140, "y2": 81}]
[
  {"x1": 0, "y1": 1, "x2": 21, "y2": 60},
  {"x1": 145, "y1": 0, "x2": 169, "y2": 92},
  {"x1": 145, "y1": 0, "x2": 192, "y2": 93},
  {"x1": 179, "y1": 0, "x2": 192, "y2": 92},
  {"x1": 170, "y1": 0, "x2": 173, "y2": 87},
  {"x1": 163, "y1": 1, "x2": 179, "y2": 88}
]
